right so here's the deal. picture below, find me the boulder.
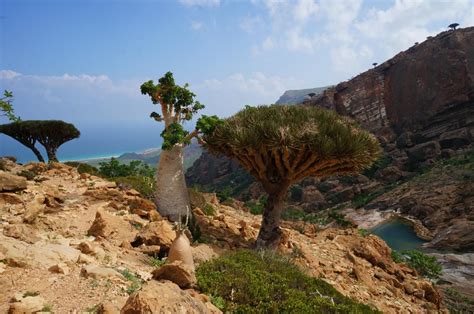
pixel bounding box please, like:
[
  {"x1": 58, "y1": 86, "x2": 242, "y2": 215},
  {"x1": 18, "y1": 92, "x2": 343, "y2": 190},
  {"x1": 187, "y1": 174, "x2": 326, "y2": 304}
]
[
  {"x1": 152, "y1": 261, "x2": 196, "y2": 289},
  {"x1": 87, "y1": 208, "x2": 136, "y2": 243},
  {"x1": 8, "y1": 294, "x2": 46, "y2": 314},
  {"x1": 375, "y1": 166, "x2": 403, "y2": 182},
  {"x1": 131, "y1": 220, "x2": 175, "y2": 249},
  {"x1": 301, "y1": 186, "x2": 325, "y2": 204},
  {"x1": 121, "y1": 280, "x2": 217, "y2": 314},
  {"x1": 439, "y1": 127, "x2": 473, "y2": 149},
  {"x1": 23, "y1": 198, "x2": 46, "y2": 223},
  {"x1": 3, "y1": 224, "x2": 40, "y2": 244},
  {"x1": 407, "y1": 141, "x2": 441, "y2": 163},
  {"x1": 0, "y1": 171, "x2": 27, "y2": 192}
]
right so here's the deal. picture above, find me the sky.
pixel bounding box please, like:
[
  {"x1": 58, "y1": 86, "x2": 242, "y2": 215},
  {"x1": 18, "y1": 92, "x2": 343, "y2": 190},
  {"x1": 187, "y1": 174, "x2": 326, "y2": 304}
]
[{"x1": 1, "y1": 0, "x2": 473, "y2": 161}]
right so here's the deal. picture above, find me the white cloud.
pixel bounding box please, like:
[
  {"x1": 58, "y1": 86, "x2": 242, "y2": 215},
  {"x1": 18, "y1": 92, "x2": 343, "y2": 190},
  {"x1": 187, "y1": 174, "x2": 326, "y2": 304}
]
[
  {"x1": 293, "y1": 0, "x2": 318, "y2": 22},
  {"x1": 239, "y1": 15, "x2": 263, "y2": 33},
  {"x1": 195, "y1": 72, "x2": 303, "y2": 116},
  {"x1": 191, "y1": 20, "x2": 203, "y2": 30},
  {"x1": 249, "y1": 0, "x2": 474, "y2": 76},
  {"x1": 178, "y1": 0, "x2": 220, "y2": 7}
]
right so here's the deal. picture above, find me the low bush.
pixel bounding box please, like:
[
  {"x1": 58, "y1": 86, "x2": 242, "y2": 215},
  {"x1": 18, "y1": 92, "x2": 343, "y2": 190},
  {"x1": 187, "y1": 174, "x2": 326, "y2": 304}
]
[
  {"x1": 196, "y1": 249, "x2": 379, "y2": 313},
  {"x1": 113, "y1": 176, "x2": 155, "y2": 199},
  {"x1": 64, "y1": 161, "x2": 99, "y2": 175},
  {"x1": 391, "y1": 250, "x2": 442, "y2": 280}
]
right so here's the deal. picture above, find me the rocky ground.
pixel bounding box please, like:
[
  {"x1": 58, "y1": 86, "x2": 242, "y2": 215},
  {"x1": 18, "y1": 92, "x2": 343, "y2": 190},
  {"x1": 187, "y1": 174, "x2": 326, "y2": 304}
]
[{"x1": 0, "y1": 159, "x2": 446, "y2": 313}]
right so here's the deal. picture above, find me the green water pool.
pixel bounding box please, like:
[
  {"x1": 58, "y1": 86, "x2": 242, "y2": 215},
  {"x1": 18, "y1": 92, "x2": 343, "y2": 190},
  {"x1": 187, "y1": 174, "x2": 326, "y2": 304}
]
[{"x1": 370, "y1": 218, "x2": 427, "y2": 251}]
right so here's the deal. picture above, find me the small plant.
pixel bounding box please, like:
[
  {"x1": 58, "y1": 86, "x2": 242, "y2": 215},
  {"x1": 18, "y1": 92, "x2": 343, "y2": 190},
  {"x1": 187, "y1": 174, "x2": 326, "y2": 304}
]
[
  {"x1": 209, "y1": 295, "x2": 226, "y2": 311},
  {"x1": 358, "y1": 228, "x2": 370, "y2": 237},
  {"x1": 118, "y1": 268, "x2": 143, "y2": 295},
  {"x1": 203, "y1": 204, "x2": 216, "y2": 216},
  {"x1": 89, "y1": 279, "x2": 99, "y2": 289},
  {"x1": 328, "y1": 210, "x2": 353, "y2": 227},
  {"x1": 41, "y1": 304, "x2": 53, "y2": 312},
  {"x1": 23, "y1": 291, "x2": 40, "y2": 297},
  {"x1": 84, "y1": 304, "x2": 100, "y2": 313},
  {"x1": 130, "y1": 221, "x2": 143, "y2": 230},
  {"x1": 147, "y1": 256, "x2": 165, "y2": 268},
  {"x1": 391, "y1": 250, "x2": 442, "y2": 280}
]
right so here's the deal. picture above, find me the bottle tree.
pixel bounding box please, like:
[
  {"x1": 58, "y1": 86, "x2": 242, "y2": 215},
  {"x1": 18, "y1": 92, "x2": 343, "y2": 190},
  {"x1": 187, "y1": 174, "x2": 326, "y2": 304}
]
[
  {"x1": 140, "y1": 71, "x2": 219, "y2": 221},
  {"x1": 202, "y1": 105, "x2": 381, "y2": 248}
]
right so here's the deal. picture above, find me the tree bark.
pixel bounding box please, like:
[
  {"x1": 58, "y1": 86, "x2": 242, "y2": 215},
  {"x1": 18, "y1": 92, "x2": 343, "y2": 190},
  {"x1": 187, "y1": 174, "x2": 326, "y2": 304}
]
[
  {"x1": 155, "y1": 144, "x2": 191, "y2": 222},
  {"x1": 28, "y1": 145, "x2": 45, "y2": 163},
  {"x1": 46, "y1": 146, "x2": 58, "y2": 162},
  {"x1": 255, "y1": 187, "x2": 288, "y2": 249}
]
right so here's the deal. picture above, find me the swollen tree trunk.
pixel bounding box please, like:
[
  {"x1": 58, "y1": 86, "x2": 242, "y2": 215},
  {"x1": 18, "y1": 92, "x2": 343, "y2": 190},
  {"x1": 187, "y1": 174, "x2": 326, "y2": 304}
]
[
  {"x1": 155, "y1": 144, "x2": 190, "y2": 222},
  {"x1": 255, "y1": 188, "x2": 288, "y2": 249}
]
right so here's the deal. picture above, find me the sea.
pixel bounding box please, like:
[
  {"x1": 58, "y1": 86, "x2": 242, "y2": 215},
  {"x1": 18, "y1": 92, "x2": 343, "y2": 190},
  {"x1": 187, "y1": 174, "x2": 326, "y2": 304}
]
[{"x1": 0, "y1": 126, "x2": 163, "y2": 163}]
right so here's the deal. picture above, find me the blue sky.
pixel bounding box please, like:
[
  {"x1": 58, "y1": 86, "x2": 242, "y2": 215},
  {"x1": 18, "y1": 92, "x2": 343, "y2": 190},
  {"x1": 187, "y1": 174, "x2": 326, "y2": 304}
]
[{"x1": 1, "y1": 0, "x2": 473, "y2": 161}]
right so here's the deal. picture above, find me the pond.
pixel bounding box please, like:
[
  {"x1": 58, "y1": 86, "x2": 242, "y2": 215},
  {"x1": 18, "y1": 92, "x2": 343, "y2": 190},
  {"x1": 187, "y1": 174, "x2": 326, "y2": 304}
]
[{"x1": 370, "y1": 218, "x2": 427, "y2": 251}]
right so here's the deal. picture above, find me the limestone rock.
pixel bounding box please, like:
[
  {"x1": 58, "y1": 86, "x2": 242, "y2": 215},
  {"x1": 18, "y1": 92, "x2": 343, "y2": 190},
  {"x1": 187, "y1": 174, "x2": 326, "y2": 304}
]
[
  {"x1": 121, "y1": 280, "x2": 216, "y2": 314},
  {"x1": 48, "y1": 262, "x2": 70, "y2": 275},
  {"x1": 0, "y1": 171, "x2": 27, "y2": 192},
  {"x1": 152, "y1": 261, "x2": 196, "y2": 289}
]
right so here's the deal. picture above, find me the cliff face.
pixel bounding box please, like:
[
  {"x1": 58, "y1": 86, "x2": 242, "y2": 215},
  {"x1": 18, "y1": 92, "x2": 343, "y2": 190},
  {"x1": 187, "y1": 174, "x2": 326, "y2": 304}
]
[
  {"x1": 305, "y1": 27, "x2": 474, "y2": 155},
  {"x1": 275, "y1": 86, "x2": 330, "y2": 105}
]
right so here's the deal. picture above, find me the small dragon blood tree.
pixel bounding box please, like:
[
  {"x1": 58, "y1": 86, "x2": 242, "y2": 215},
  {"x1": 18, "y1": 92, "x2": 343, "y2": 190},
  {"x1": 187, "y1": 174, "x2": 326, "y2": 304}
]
[{"x1": 202, "y1": 105, "x2": 381, "y2": 248}]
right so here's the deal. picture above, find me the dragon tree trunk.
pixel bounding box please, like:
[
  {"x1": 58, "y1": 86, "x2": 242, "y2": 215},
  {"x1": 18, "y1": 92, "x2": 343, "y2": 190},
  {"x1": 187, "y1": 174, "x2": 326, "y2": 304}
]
[
  {"x1": 29, "y1": 145, "x2": 45, "y2": 163},
  {"x1": 255, "y1": 187, "x2": 288, "y2": 249},
  {"x1": 155, "y1": 144, "x2": 190, "y2": 222},
  {"x1": 46, "y1": 147, "x2": 58, "y2": 163}
]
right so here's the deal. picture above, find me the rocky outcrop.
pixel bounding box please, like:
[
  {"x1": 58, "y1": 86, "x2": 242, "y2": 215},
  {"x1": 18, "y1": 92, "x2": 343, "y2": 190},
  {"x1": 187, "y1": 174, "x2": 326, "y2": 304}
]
[
  {"x1": 305, "y1": 27, "x2": 474, "y2": 167},
  {"x1": 275, "y1": 86, "x2": 330, "y2": 105}
]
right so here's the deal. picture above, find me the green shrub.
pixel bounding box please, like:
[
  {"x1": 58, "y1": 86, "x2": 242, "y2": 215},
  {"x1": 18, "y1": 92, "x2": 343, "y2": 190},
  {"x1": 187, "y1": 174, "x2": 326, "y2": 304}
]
[
  {"x1": 328, "y1": 210, "x2": 353, "y2": 227},
  {"x1": 113, "y1": 176, "x2": 155, "y2": 199},
  {"x1": 358, "y1": 228, "x2": 369, "y2": 237},
  {"x1": 65, "y1": 161, "x2": 99, "y2": 175},
  {"x1": 98, "y1": 158, "x2": 154, "y2": 178},
  {"x1": 203, "y1": 204, "x2": 216, "y2": 216},
  {"x1": 363, "y1": 154, "x2": 392, "y2": 178},
  {"x1": 196, "y1": 250, "x2": 379, "y2": 313},
  {"x1": 245, "y1": 201, "x2": 264, "y2": 215},
  {"x1": 16, "y1": 170, "x2": 37, "y2": 180},
  {"x1": 391, "y1": 250, "x2": 442, "y2": 280}
]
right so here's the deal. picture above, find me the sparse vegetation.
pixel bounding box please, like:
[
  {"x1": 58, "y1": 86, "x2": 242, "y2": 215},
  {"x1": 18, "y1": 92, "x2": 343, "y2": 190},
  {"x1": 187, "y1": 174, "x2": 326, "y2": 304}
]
[
  {"x1": 16, "y1": 169, "x2": 37, "y2": 180},
  {"x1": 41, "y1": 304, "x2": 53, "y2": 312},
  {"x1": 118, "y1": 268, "x2": 143, "y2": 295},
  {"x1": 444, "y1": 287, "x2": 474, "y2": 313},
  {"x1": 203, "y1": 204, "x2": 216, "y2": 216},
  {"x1": 196, "y1": 250, "x2": 379, "y2": 313},
  {"x1": 391, "y1": 250, "x2": 442, "y2": 280},
  {"x1": 147, "y1": 256, "x2": 166, "y2": 268}
]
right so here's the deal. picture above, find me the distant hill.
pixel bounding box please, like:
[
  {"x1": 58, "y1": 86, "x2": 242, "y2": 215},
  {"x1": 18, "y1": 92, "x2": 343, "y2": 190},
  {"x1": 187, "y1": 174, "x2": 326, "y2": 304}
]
[{"x1": 275, "y1": 86, "x2": 330, "y2": 105}]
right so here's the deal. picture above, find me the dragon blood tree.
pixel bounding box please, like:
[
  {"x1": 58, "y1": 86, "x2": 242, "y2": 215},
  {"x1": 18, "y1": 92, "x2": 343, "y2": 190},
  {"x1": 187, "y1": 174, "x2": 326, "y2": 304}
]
[
  {"x1": 0, "y1": 120, "x2": 80, "y2": 162},
  {"x1": 202, "y1": 105, "x2": 381, "y2": 248},
  {"x1": 140, "y1": 71, "x2": 219, "y2": 221}
]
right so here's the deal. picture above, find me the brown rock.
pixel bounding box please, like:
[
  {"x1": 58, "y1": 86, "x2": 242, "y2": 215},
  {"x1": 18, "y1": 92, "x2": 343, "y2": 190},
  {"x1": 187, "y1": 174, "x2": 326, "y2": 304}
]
[
  {"x1": 87, "y1": 208, "x2": 135, "y2": 242},
  {"x1": 152, "y1": 261, "x2": 196, "y2": 289},
  {"x1": 3, "y1": 224, "x2": 40, "y2": 244},
  {"x1": 0, "y1": 171, "x2": 27, "y2": 192},
  {"x1": 131, "y1": 220, "x2": 175, "y2": 248},
  {"x1": 48, "y1": 262, "x2": 70, "y2": 275},
  {"x1": 0, "y1": 193, "x2": 23, "y2": 205},
  {"x1": 23, "y1": 198, "x2": 46, "y2": 224},
  {"x1": 81, "y1": 264, "x2": 122, "y2": 279},
  {"x1": 8, "y1": 295, "x2": 46, "y2": 314},
  {"x1": 121, "y1": 280, "x2": 216, "y2": 314}
]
